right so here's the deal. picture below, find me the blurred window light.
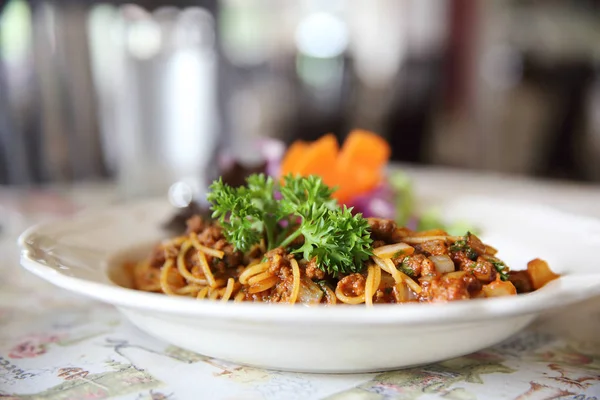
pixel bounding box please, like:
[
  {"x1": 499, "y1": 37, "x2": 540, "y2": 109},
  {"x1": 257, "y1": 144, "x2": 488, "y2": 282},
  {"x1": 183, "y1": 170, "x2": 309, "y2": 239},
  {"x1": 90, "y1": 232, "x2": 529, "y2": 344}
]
[
  {"x1": 347, "y1": 0, "x2": 406, "y2": 88},
  {"x1": 294, "y1": 12, "x2": 348, "y2": 59},
  {"x1": 301, "y1": 0, "x2": 345, "y2": 14},
  {"x1": 220, "y1": 0, "x2": 270, "y2": 67},
  {"x1": 168, "y1": 180, "x2": 195, "y2": 208},
  {"x1": 0, "y1": 0, "x2": 32, "y2": 63},
  {"x1": 163, "y1": 47, "x2": 217, "y2": 176},
  {"x1": 126, "y1": 18, "x2": 162, "y2": 60},
  {"x1": 153, "y1": 5, "x2": 180, "y2": 22},
  {"x1": 120, "y1": 3, "x2": 149, "y2": 19},
  {"x1": 296, "y1": 54, "x2": 343, "y2": 90},
  {"x1": 174, "y1": 7, "x2": 215, "y2": 50}
]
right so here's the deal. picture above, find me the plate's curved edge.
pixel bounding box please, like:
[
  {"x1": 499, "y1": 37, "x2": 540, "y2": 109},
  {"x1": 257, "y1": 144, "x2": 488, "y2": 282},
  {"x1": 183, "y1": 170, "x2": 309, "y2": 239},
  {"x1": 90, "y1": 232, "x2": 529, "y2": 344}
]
[
  {"x1": 17, "y1": 197, "x2": 170, "y2": 247},
  {"x1": 17, "y1": 195, "x2": 600, "y2": 326}
]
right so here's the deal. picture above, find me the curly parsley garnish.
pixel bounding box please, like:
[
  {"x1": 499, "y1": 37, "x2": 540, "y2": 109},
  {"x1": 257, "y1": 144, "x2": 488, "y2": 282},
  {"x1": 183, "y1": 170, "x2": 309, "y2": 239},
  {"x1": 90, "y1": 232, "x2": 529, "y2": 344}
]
[{"x1": 207, "y1": 174, "x2": 373, "y2": 276}]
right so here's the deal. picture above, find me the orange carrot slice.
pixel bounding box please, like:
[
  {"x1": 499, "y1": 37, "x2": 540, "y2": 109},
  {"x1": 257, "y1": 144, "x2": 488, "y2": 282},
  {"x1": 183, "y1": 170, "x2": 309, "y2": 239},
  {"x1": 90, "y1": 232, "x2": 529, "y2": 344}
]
[
  {"x1": 332, "y1": 166, "x2": 381, "y2": 203},
  {"x1": 351, "y1": 167, "x2": 382, "y2": 193},
  {"x1": 278, "y1": 130, "x2": 390, "y2": 204},
  {"x1": 331, "y1": 173, "x2": 355, "y2": 203},
  {"x1": 338, "y1": 129, "x2": 390, "y2": 172},
  {"x1": 295, "y1": 134, "x2": 339, "y2": 184},
  {"x1": 280, "y1": 141, "x2": 308, "y2": 176}
]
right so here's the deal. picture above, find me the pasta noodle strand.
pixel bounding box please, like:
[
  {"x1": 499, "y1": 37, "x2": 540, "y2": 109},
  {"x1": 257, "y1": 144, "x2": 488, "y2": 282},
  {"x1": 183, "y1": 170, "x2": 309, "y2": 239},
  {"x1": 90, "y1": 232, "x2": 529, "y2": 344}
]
[
  {"x1": 365, "y1": 265, "x2": 375, "y2": 306},
  {"x1": 289, "y1": 259, "x2": 301, "y2": 304},
  {"x1": 177, "y1": 241, "x2": 208, "y2": 285}
]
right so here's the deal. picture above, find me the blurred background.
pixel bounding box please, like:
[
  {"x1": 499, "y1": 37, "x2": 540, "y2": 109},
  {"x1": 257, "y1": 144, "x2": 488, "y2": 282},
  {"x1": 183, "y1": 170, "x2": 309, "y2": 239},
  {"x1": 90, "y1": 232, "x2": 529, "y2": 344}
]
[{"x1": 1, "y1": 0, "x2": 600, "y2": 198}]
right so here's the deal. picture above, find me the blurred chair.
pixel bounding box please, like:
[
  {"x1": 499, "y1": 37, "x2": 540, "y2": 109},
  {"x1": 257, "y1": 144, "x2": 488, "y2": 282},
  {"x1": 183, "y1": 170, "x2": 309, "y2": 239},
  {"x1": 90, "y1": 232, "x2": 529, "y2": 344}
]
[
  {"x1": 1, "y1": 0, "x2": 106, "y2": 184},
  {"x1": 0, "y1": 0, "x2": 218, "y2": 192}
]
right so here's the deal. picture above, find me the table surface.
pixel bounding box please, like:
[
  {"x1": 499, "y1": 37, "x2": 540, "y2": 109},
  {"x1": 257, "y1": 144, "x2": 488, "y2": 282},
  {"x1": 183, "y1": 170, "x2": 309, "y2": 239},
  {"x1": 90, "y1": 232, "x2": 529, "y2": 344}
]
[{"x1": 2, "y1": 168, "x2": 600, "y2": 400}]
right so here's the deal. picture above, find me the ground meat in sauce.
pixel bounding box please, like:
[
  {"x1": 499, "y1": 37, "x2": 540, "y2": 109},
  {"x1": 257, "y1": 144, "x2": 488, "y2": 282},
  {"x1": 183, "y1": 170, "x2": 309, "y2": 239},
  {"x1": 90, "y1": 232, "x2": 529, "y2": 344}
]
[
  {"x1": 421, "y1": 274, "x2": 470, "y2": 302},
  {"x1": 414, "y1": 240, "x2": 448, "y2": 256},
  {"x1": 269, "y1": 271, "x2": 294, "y2": 302},
  {"x1": 338, "y1": 273, "x2": 366, "y2": 297},
  {"x1": 305, "y1": 258, "x2": 326, "y2": 280},
  {"x1": 372, "y1": 275, "x2": 399, "y2": 303},
  {"x1": 134, "y1": 262, "x2": 161, "y2": 290},
  {"x1": 372, "y1": 240, "x2": 386, "y2": 249},
  {"x1": 142, "y1": 213, "x2": 538, "y2": 304},
  {"x1": 466, "y1": 233, "x2": 487, "y2": 256},
  {"x1": 213, "y1": 238, "x2": 243, "y2": 268},
  {"x1": 462, "y1": 272, "x2": 483, "y2": 294},
  {"x1": 185, "y1": 215, "x2": 206, "y2": 235},
  {"x1": 149, "y1": 246, "x2": 167, "y2": 269},
  {"x1": 455, "y1": 254, "x2": 496, "y2": 283},
  {"x1": 397, "y1": 254, "x2": 437, "y2": 277},
  {"x1": 239, "y1": 248, "x2": 297, "y2": 303},
  {"x1": 192, "y1": 221, "x2": 244, "y2": 269},
  {"x1": 266, "y1": 248, "x2": 292, "y2": 275},
  {"x1": 245, "y1": 290, "x2": 271, "y2": 302},
  {"x1": 472, "y1": 257, "x2": 496, "y2": 283},
  {"x1": 508, "y1": 270, "x2": 533, "y2": 293},
  {"x1": 367, "y1": 218, "x2": 398, "y2": 242},
  {"x1": 267, "y1": 248, "x2": 297, "y2": 302},
  {"x1": 374, "y1": 287, "x2": 396, "y2": 303},
  {"x1": 195, "y1": 223, "x2": 224, "y2": 246},
  {"x1": 451, "y1": 250, "x2": 475, "y2": 270}
]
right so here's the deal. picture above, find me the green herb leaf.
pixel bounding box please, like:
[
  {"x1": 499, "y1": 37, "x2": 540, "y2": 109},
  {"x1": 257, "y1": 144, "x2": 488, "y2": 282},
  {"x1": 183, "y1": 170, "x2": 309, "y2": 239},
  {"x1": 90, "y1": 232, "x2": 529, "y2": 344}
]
[
  {"x1": 399, "y1": 256, "x2": 417, "y2": 277},
  {"x1": 207, "y1": 173, "x2": 373, "y2": 276},
  {"x1": 489, "y1": 259, "x2": 509, "y2": 281},
  {"x1": 293, "y1": 206, "x2": 372, "y2": 277},
  {"x1": 207, "y1": 178, "x2": 265, "y2": 252}
]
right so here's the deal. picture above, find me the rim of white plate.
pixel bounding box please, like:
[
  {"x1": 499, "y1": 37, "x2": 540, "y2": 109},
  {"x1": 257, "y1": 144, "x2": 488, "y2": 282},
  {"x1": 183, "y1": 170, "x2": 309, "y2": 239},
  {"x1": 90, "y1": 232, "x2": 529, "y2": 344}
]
[{"x1": 18, "y1": 196, "x2": 600, "y2": 326}]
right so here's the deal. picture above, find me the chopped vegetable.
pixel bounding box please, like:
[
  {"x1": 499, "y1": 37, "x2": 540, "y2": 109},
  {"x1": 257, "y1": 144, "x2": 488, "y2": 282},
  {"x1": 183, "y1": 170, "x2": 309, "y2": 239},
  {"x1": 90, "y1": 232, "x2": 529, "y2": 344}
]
[
  {"x1": 278, "y1": 141, "x2": 306, "y2": 178},
  {"x1": 429, "y1": 255, "x2": 455, "y2": 274},
  {"x1": 482, "y1": 276, "x2": 517, "y2": 297},
  {"x1": 349, "y1": 185, "x2": 396, "y2": 219},
  {"x1": 373, "y1": 242, "x2": 414, "y2": 259},
  {"x1": 527, "y1": 258, "x2": 559, "y2": 289},
  {"x1": 279, "y1": 130, "x2": 391, "y2": 203},
  {"x1": 338, "y1": 129, "x2": 390, "y2": 172},
  {"x1": 281, "y1": 134, "x2": 339, "y2": 187},
  {"x1": 297, "y1": 277, "x2": 324, "y2": 304}
]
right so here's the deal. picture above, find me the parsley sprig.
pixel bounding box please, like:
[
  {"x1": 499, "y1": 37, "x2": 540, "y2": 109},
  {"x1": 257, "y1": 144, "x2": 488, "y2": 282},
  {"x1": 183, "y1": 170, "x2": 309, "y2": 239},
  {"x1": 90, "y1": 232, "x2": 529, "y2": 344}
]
[{"x1": 207, "y1": 174, "x2": 373, "y2": 276}]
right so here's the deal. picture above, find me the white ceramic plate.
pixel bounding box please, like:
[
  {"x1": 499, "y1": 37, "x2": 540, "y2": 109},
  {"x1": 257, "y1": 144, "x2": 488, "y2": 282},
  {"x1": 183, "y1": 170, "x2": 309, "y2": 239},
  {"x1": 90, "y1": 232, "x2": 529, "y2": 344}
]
[{"x1": 18, "y1": 197, "x2": 600, "y2": 373}]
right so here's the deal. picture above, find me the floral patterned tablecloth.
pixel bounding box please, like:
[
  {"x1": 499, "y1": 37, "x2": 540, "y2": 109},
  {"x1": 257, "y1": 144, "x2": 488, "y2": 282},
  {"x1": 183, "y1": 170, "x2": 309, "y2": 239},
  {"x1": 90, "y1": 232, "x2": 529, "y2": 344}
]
[{"x1": 1, "y1": 174, "x2": 600, "y2": 400}]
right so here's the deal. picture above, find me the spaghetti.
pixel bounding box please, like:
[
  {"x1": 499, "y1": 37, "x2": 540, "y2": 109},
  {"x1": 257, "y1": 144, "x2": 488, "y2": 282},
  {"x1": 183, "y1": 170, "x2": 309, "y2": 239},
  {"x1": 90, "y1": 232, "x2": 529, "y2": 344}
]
[{"x1": 130, "y1": 215, "x2": 560, "y2": 305}]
